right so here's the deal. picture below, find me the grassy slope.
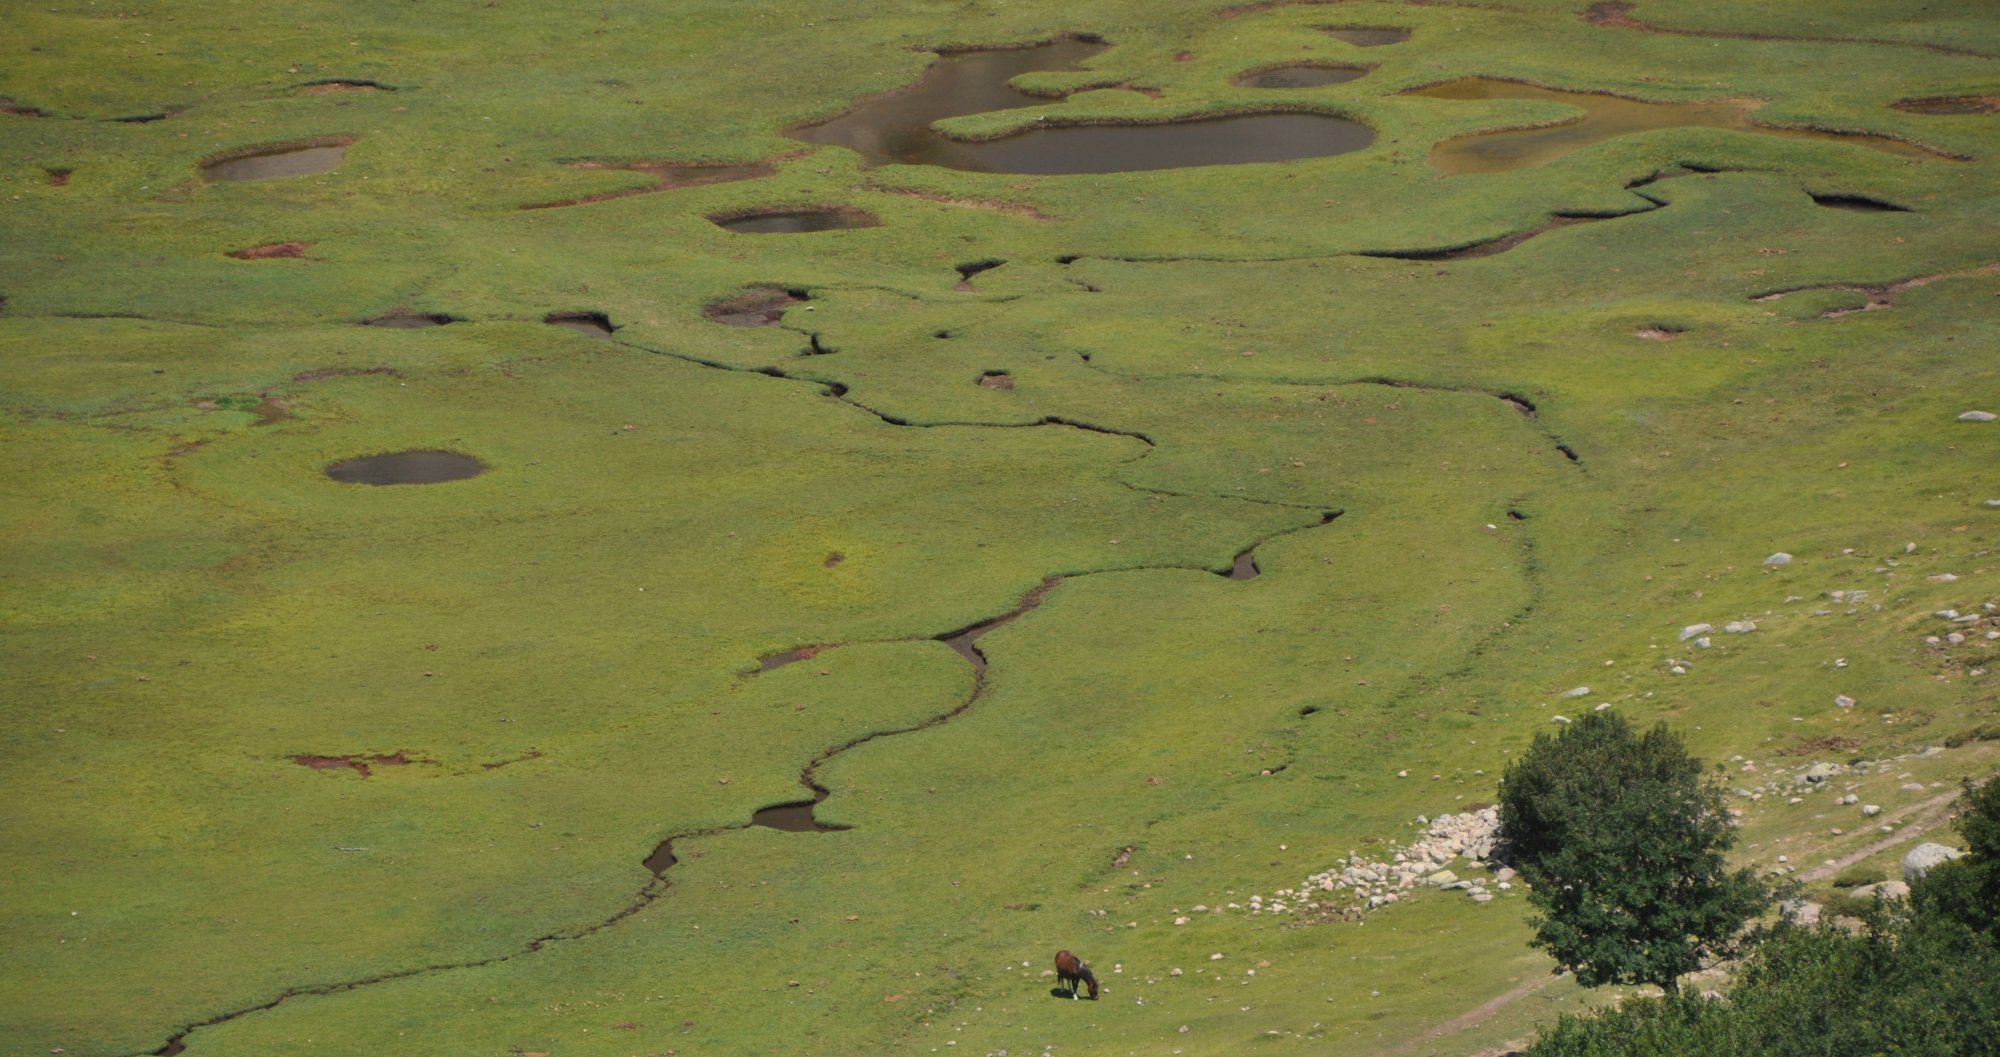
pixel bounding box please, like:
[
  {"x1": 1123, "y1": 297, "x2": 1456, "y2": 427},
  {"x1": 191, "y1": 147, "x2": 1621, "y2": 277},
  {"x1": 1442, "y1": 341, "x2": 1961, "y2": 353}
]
[{"x1": 2, "y1": 1, "x2": 1997, "y2": 1055}]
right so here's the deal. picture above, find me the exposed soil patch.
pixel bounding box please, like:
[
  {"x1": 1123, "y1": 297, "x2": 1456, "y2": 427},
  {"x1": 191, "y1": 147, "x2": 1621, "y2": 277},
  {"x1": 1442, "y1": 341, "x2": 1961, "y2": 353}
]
[
  {"x1": 544, "y1": 311, "x2": 615, "y2": 338},
  {"x1": 823, "y1": 552, "x2": 845, "y2": 569},
  {"x1": 226, "y1": 241, "x2": 311, "y2": 260},
  {"x1": 293, "y1": 365, "x2": 399, "y2": 383},
  {"x1": 790, "y1": 38, "x2": 1373, "y2": 174},
  {"x1": 111, "y1": 112, "x2": 173, "y2": 124},
  {"x1": 1227, "y1": 547, "x2": 1260, "y2": 580},
  {"x1": 45, "y1": 167, "x2": 71, "y2": 186},
  {"x1": 978, "y1": 371, "x2": 1014, "y2": 390},
  {"x1": 482, "y1": 750, "x2": 544, "y2": 770},
  {"x1": 1809, "y1": 193, "x2": 1910, "y2": 213},
  {"x1": 1633, "y1": 325, "x2": 1683, "y2": 340},
  {"x1": 710, "y1": 206, "x2": 881, "y2": 233},
  {"x1": 1894, "y1": 95, "x2": 2000, "y2": 116},
  {"x1": 759, "y1": 644, "x2": 829, "y2": 672},
  {"x1": 956, "y1": 259, "x2": 1005, "y2": 288},
  {"x1": 293, "y1": 752, "x2": 418, "y2": 778},
  {"x1": 1407, "y1": 79, "x2": 1953, "y2": 175},
  {"x1": 704, "y1": 287, "x2": 808, "y2": 326},
  {"x1": 1234, "y1": 64, "x2": 1371, "y2": 89},
  {"x1": 521, "y1": 159, "x2": 775, "y2": 210},
  {"x1": 325, "y1": 450, "x2": 488, "y2": 485},
  {"x1": 200, "y1": 136, "x2": 356, "y2": 181},
  {"x1": 1318, "y1": 26, "x2": 1411, "y2": 47},
  {"x1": 293, "y1": 79, "x2": 395, "y2": 96},
  {"x1": 363, "y1": 310, "x2": 455, "y2": 328},
  {"x1": 1, "y1": 98, "x2": 47, "y2": 117}
]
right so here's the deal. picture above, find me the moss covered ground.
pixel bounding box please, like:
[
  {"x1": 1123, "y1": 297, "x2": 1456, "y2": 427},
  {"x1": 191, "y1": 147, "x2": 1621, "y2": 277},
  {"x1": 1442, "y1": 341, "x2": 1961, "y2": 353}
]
[{"x1": 3, "y1": 1, "x2": 1997, "y2": 1054}]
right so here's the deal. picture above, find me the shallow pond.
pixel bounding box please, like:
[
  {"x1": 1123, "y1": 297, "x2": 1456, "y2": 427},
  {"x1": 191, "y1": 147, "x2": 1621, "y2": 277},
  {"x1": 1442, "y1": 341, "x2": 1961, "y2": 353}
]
[
  {"x1": 202, "y1": 142, "x2": 350, "y2": 181},
  {"x1": 325, "y1": 451, "x2": 487, "y2": 485},
  {"x1": 1410, "y1": 79, "x2": 1942, "y2": 174},
  {"x1": 790, "y1": 39, "x2": 1372, "y2": 173}
]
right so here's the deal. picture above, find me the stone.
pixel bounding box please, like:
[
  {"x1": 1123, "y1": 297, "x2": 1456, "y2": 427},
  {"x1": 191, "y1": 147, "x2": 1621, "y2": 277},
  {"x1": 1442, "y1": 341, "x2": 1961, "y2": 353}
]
[
  {"x1": 1562, "y1": 686, "x2": 1590, "y2": 698},
  {"x1": 1903, "y1": 842, "x2": 1965, "y2": 881},
  {"x1": 1781, "y1": 900, "x2": 1823, "y2": 925},
  {"x1": 1764, "y1": 553, "x2": 1794, "y2": 566},
  {"x1": 1862, "y1": 804, "x2": 1881, "y2": 816},
  {"x1": 1725, "y1": 620, "x2": 1757, "y2": 634},
  {"x1": 1471, "y1": 892, "x2": 1494, "y2": 902},
  {"x1": 1957, "y1": 410, "x2": 1997, "y2": 422},
  {"x1": 1835, "y1": 694, "x2": 1856, "y2": 709},
  {"x1": 1679, "y1": 623, "x2": 1714, "y2": 641},
  {"x1": 1878, "y1": 880, "x2": 1911, "y2": 900}
]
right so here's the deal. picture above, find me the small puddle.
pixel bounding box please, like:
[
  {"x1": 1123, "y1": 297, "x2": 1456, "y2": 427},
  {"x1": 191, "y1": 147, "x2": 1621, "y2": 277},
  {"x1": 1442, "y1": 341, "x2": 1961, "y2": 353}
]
[
  {"x1": 325, "y1": 450, "x2": 487, "y2": 485},
  {"x1": 201, "y1": 140, "x2": 353, "y2": 181},
  {"x1": 704, "y1": 287, "x2": 808, "y2": 326},
  {"x1": 790, "y1": 38, "x2": 1373, "y2": 173},
  {"x1": 1894, "y1": 96, "x2": 1999, "y2": 116},
  {"x1": 1320, "y1": 26, "x2": 1411, "y2": 46},
  {"x1": 364, "y1": 311, "x2": 455, "y2": 328},
  {"x1": 1234, "y1": 65, "x2": 1370, "y2": 89},
  {"x1": 1809, "y1": 193, "x2": 1909, "y2": 213},
  {"x1": 752, "y1": 787, "x2": 845, "y2": 832},
  {"x1": 1226, "y1": 547, "x2": 1260, "y2": 580},
  {"x1": 759, "y1": 644, "x2": 828, "y2": 672},
  {"x1": 978, "y1": 371, "x2": 1014, "y2": 390},
  {"x1": 939, "y1": 577, "x2": 1062, "y2": 675},
  {"x1": 545, "y1": 312, "x2": 615, "y2": 338},
  {"x1": 711, "y1": 207, "x2": 880, "y2": 233},
  {"x1": 1409, "y1": 79, "x2": 1945, "y2": 174}
]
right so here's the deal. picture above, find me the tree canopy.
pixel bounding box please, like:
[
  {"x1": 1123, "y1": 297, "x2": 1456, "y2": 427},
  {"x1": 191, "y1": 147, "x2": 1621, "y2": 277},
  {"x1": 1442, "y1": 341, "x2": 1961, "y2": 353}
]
[{"x1": 1498, "y1": 711, "x2": 1770, "y2": 992}]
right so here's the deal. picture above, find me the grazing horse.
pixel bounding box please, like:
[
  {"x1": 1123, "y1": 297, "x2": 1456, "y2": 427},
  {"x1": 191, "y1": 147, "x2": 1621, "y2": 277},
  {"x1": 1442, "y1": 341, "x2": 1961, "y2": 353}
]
[{"x1": 1054, "y1": 949, "x2": 1099, "y2": 1000}]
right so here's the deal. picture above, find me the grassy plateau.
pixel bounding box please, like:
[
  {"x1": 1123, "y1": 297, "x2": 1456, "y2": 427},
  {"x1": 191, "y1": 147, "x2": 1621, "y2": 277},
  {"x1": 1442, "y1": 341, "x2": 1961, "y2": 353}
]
[{"x1": 2, "y1": 1, "x2": 1997, "y2": 1055}]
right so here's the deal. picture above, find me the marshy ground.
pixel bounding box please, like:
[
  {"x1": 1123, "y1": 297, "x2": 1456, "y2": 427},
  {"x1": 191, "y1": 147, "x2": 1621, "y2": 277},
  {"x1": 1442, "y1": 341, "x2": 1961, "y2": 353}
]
[{"x1": 3, "y1": 2, "x2": 1998, "y2": 1055}]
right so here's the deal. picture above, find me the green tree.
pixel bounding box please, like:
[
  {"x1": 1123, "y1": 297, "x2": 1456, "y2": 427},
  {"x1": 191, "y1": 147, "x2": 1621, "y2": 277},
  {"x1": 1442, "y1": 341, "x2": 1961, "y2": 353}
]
[
  {"x1": 1910, "y1": 775, "x2": 1999, "y2": 941},
  {"x1": 1499, "y1": 712, "x2": 1770, "y2": 993}
]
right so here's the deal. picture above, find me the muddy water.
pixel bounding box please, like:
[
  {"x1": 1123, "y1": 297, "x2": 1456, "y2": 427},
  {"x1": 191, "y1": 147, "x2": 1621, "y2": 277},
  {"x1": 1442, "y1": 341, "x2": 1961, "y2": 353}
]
[
  {"x1": 705, "y1": 287, "x2": 807, "y2": 325},
  {"x1": 791, "y1": 39, "x2": 1372, "y2": 173},
  {"x1": 1235, "y1": 65, "x2": 1370, "y2": 89},
  {"x1": 1321, "y1": 27, "x2": 1410, "y2": 46},
  {"x1": 753, "y1": 786, "x2": 845, "y2": 832},
  {"x1": 1411, "y1": 79, "x2": 1943, "y2": 174},
  {"x1": 202, "y1": 143, "x2": 350, "y2": 181},
  {"x1": 545, "y1": 312, "x2": 614, "y2": 338},
  {"x1": 364, "y1": 311, "x2": 454, "y2": 328},
  {"x1": 325, "y1": 451, "x2": 487, "y2": 485},
  {"x1": 1894, "y1": 96, "x2": 1999, "y2": 116},
  {"x1": 1227, "y1": 547, "x2": 1260, "y2": 580},
  {"x1": 713, "y1": 209, "x2": 879, "y2": 233}
]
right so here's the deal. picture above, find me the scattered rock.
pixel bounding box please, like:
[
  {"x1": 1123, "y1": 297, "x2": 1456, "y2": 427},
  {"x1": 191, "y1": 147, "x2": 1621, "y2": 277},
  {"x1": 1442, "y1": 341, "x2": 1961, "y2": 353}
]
[
  {"x1": 1903, "y1": 842, "x2": 1965, "y2": 881},
  {"x1": 1835, "y1": 694, "x2": 1856, "y2": 709},
  {"x1": 1878, "y1": 880, "x2": 1911, "y2": 900},
  {"x1": 1679, "y1": 623, "x2": 1714, "y2": 641},
  {"x1": 1957, "y1": 410, "x2": 1997, "y2": 422},
  {"x1": 1725, "y1": 620, "x2": 1757, "y2": 634},
  {"x1": 1552, "y1": 715, "x2": 1572, "y2": 724},
  {"x1": 1562, "y1": 686, "x2": 1591, "y2": 698},
  {"x1": 1763, "y1": 553, "x2": 1794, "y2": 566},
  {"x1": 1862, "y1": 804, "x2": 1882, "y2": 816}
]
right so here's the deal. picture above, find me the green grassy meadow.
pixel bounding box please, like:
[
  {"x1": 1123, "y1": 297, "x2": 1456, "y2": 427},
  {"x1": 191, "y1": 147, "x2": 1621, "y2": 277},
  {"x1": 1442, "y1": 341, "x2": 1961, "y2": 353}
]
[{"x1": 3, "y1": 1, "x2": 1998, "y2": 1055}]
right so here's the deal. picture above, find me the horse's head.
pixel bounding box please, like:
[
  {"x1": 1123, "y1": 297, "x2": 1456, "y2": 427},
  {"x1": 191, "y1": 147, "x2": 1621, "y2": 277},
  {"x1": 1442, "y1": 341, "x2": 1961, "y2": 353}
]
[{"x1": 1080, "y1": 966, "x2": 1100, "y2": 1000}]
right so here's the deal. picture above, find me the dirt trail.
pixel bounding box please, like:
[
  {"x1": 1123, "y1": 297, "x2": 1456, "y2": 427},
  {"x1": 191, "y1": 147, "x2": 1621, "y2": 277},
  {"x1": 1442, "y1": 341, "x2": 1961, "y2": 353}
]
[
  {"x1": 1799, "y1": 788, "x2": 1964, "y2": 882},
  {"x1": 1380, "y1": 972, "x2": 1554, "y2": 1057}
]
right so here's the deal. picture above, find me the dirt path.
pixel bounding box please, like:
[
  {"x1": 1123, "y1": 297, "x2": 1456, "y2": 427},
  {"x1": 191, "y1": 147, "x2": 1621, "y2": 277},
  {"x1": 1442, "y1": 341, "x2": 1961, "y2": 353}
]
[
  {"x1": 1380, "y1": 972, "x2": 1555, "y2": 1057},
  {"x1": 1799, "y1": 789, "x2": 1964, "y2": 882}
]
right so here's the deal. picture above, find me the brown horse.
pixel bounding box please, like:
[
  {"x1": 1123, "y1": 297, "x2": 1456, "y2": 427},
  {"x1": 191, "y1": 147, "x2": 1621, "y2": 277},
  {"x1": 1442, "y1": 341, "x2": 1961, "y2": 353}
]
[{"x1": 1054, "y1": 949, "x2": 1099, "y2": 1000}]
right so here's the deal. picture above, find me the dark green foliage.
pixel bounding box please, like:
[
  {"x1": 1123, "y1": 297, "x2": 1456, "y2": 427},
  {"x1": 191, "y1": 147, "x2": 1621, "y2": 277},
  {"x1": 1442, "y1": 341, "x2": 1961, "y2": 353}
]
[
  {"x1": 1525, "y1": 912, "x2": 2000, "y2": 1057},
  {"x1": 1524, "y1": 777, "x2": 2000, "y2": 1057},
  {"x1": 1910, "y1": 776, "x2": 2000, "y2": 942},
  {"x1": 1499, "y1": 712, "x2": 1771, "y2": 991}
]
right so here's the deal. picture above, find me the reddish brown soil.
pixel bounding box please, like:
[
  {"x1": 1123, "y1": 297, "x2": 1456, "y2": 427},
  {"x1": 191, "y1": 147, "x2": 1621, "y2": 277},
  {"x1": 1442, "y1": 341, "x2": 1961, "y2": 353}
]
[
  {"x1": 292, "y1": 365, "x2": 400, "y2": 382},
  {"x1": 45, "y1": 169, "x2": 70, "y2": 186},
  {"x1": 226, "y1": 241, "x2": 311, "y2": 260},
  {"x1": 292, "y1": 752, "x2": 414, "y2": 778},
  {"x1": 1, "y1": 99, "x2": 47, "y2": 116}
]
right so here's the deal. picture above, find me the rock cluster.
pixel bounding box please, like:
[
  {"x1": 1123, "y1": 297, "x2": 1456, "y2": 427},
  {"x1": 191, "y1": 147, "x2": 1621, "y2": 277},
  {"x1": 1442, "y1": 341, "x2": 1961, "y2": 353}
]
[{"x1": 1254, "y1": 809, "x2": 1511, "y2": 918}]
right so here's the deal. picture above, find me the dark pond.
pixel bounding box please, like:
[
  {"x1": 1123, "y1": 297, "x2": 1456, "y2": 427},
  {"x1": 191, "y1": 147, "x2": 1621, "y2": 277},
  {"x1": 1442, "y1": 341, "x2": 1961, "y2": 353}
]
[
  {"x1": 1809, "y1": 193, "x2": 1909, "y2": 213},
  {"x1": 1409, "y1": 79, "x2": 1942, "y2": 175},
  {"x1": 753, "y1": 788, "x2": 845, "y2": 832},
  {"x1": 1235, "y1": 65, "x2": 1370, "y2": 89},
  {"x1": 202, "y1": 142, "x2": 351, "y2": 181},
  {"x1": 325, "y1": 450, "x2": 487, "y2": 485},
  {"x1": 364, "y1": 311, "x2": 454, "y2": 328},
  {"x1": 705, "y1": 287, "x2": 808, "y2": 325},
  {"x1": 712, "y1": 208, "x2": 880, "y2": 233},
  {"x1": 1226, "y1": 547, "x2": 1260, "y2": 580},
  {"x1": 1320, "y1": 27, "x2": 1411, "y2": 46},
  {"x1": 545, "y1": 312, "x2": 615, "y2": 338},
  {"x1": 790, "y1": 39, "x2": 1373, "y2": 173}
]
